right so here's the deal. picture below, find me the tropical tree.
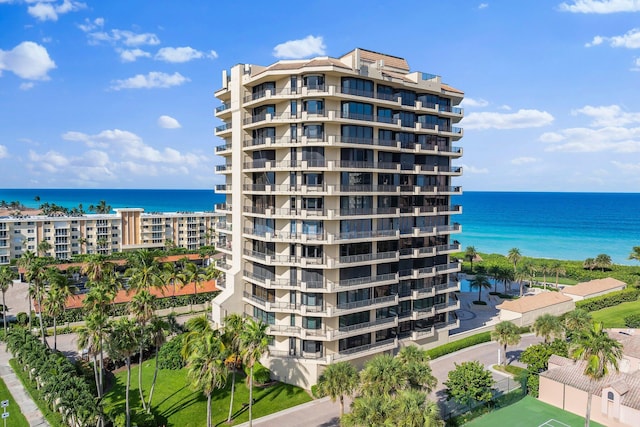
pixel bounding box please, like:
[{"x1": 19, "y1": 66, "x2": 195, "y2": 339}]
[
  {"x1": 551, "y1": 263, "x2": 566, "y2": 289},
  {"x1": 595, "y1": 254, "x2": 612, "y2": 272},
  {"x1": 629, "y1": 246, "x2": 640, "y2": 263},
  {"x1": 396, "y1": 345, "x2": 437, "y2": 393},
  {"x1": 146, "y1": 315, "x2": 169, "y2": 412},
  {"x1": 507, "y1": 247, "x2": 522, "y2": 272},
  {"x1": 25, "y1": 261, "x2": 49, "y2": 345},
  {"x1": 239, "y1": 319, "x2": 270, "y2": 427},
  {"x1": 125, "y1": 249, "x2": 163, "y2": 294},
  {"x1": 223, "y1": 313, "x2": 245, "y2": 423},
  {"x1": 583, "y1": 258, "x2": 597, "y2": 271},
  {"x1": 521, "y1": 339, "x2": 569, "y2": 396},
  {"x1": 16, "y1": 250, "x2": 36, "y2": 328},
  {"x1": 515, "y1": 268, "x2": 528, "y2": 297},
  {"x1": 162, "y1": 260, "x2": 186, "y2": 297},
  {"x1": 107, "y1": 318, "x2": 139, "y2": 427},
  {"x1": 89, "y1": 200, "x2": 112, "y2": 214},
  {"x1": 77, "y1": 311, "x2": 110, "y2": 398},
  {"x1": 82, "y1": 254, "x2": 114, "y2": 284},
  {"x1": 42, "y1": 275, "x2": 73, "y2": 351},
  {"x1": 533, "y1": 313, "x2": 563, "y2": 344},
  {"x1": 37, "y1": 240, "x2": 52, "y2": 257},
  {"x1": 359, "y1": 354, "x2": 407, "y2": 397},
  {"x1": 469, "y1": 274, "x2": 491, "y2": 302},
  {"x1": 496, "y1": 267, "x2": 514, "y2": 294},
  {"x1": 393, "y1": 390, "x2": 444, "y2": 427},
  {"x1": 181, "y1": 261, "x2": 207, "y2": 301},
  {"x1": 444, "y1": 361, "x2": 494, "y2": 407},
  {"x1": 183, "y1": 328, "x2": 228, "y2": 427},
  {"x1": 564, "y1": 309, "x2": 593, "y2": 340},
  {"x1": 487, "y1": 264, "x2": 501, "y2": 293},
  {"x1": 341, "y1": 394, "x2": 396, "y2": 427},
  {"x1": 539, "y1": 263, "x2": 550, "y2": 290},
  {"x1": 317, "y1": 361, "x2": 359, "y2": 417},
  {"x1": 491, "y1": 321, "x2": 521, "y2": 366},
  {"x1": 464, "y1": 246, "x2": 478, "y2": 273},
  {"x1": 571, "y1": 322, "x2": 623, "y2": 427},
  {"x1": 129, "y1": 289, "x2": 156, "y2": 411},
  {"x1": 0, "y1": 265, "x2": 17, "y2": 334}
]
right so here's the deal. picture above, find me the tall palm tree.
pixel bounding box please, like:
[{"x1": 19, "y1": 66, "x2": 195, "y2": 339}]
[
  {"x1": 583, "y1": 258, "x2": 597, "y2": 271},
  {"x1": 464, "y1": 246, "x2": 478, "y2": 273},
  {"x1": 533, "y1": 313, "x2": 563, "y2": 344},
  {"x1": 341, "y1": 394, "x2": 396, "y2": 427},
  {"x1": 487, "y1": 264, "x2": 501, "y2": 293},
  {"x1": 25, "y1": 261, "x2": 49, "y2": 345},
  {"x1": 77, "y1": 311, "x2": 110, "y2": 398},
  {"x1": 239, "y1": 319, "x2": 270, "y2": 427},
  {"x1": 359, "y1": 354, "x2": 407, "y2": 397},
  {"x1": 396, "y1": 345, "x2": 437, "y2": 393},
  {"x1": 17, "y1": 250, "x2": 36, "y2": 328},
  {"x1": 183, "y1": 328, "x2": 228, "y2": 427},
  {"x1": 162, "y1": 261, "x2": 186, "y2": 297},
  {"x1": 469, "y1": 274, "x2": 491, "y2": 303},
  {"x1": 146, "y1": 315, "x2": 169, "y2": 412},
  {"x1": 129, "y1": 289, "x2": 156, "y2": 411},
  {"x1": 42, "y1": 277, "x2": 72, "y2": 351},
  {"x1": 539, "y1": 263, "x2": 550, "y2": 290},
  {"x1": 37, "y1": 240, "x2": 52, "y2": 257},
  {"x1": 125, "y1": 250, "x2": 163, "y2": 294},
  {"x1": 181, "y1": 261, "x2": 207, "y2": 302},
  {"x1": 595, "y1": 254, "x2": 612, "y2": 272},
  {"x1": 393, "y1": 390, "x2": 444, "y2": 427},
  {"x1": 507, "y1": 248, "x2": 522, "y2": 273},
  {"x1": 107, "y1": 318, "x2": 139, "y2": 427},
  {"x1": 223, "y1": 313, "x2": 245, "y2": 423},
  {"x1": 564, "y1": 309, "x2": 593, "y2": 340},
  {"x1": 89, "y1": 200, "x2": 112, "y2": 214},
  {"x1": 628, "y1": 246, "x2": 640, "y2": 263},
  {"x1": 317, "y1": 361, "x2": 359, "y2": 417},
  {"x1": 571, "y1": 322, "x2": 623, "y2": 427},
  {"x1": 491, "y1": 321, "x2": 521, "y2": 366},
  {"x1": 551, "y1": 263, "x2": 566, "y2": 289},
  {"x1": 514, "y1": 268, "x2": 528, "y2": 297},
  {"x1": 496, "y1": 267, "x2": 514, "y2": 294},
  {"x1": 0, "y1": 265, "x2": 17, "y2": 334},
  {"x1": 82, "y1": 254, "x2": 114, "y2": 283}
]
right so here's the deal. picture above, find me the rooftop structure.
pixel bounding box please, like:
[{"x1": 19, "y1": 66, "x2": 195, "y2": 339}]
[
  {"x1": 497, "y1": 292, "x2": 575, "y2": 326},
  {"x1": 561, "y1": 277, "x2": 627, "y2": 301},
  {"x1": 211, "y1": 48, "x2": 464, "y2": 388}
]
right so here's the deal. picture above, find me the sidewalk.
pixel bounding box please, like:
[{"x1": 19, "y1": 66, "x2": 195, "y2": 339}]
[{"x1": 0, "y1": 343, "x2": 49, "y2": 427}]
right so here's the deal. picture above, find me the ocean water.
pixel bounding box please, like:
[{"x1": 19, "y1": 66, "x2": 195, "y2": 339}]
[{"x1": 1, "y1": 189, "x2": 638, "y2": 265}]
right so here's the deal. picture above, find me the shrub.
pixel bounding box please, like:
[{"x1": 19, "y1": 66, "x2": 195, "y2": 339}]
[
  {"x1": 310, "y1": 384, "x2": 320, "y2": 399},
  {"x1": 576, "y1": 288, "x2": 639, "y2": 312},
  {"x1": 245, "y1": 361, "x2": 271, "y2": 385},
  {"x1": 16, "y1": 312, "x2": 28, "y2": 326},
  {"x1": 426, "y1": 332, "x2": 492, "y2": 360},
  {"x1": 624, "y1": 314, "x2": 640, "y2": 328},
  {"x1": 157, "y1": 334, "x2": 185, "y2": 370}
]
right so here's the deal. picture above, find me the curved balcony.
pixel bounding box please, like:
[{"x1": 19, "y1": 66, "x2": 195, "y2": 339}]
[{"x1": 329, "y1": 338, "x2": 398, "y2": 363}]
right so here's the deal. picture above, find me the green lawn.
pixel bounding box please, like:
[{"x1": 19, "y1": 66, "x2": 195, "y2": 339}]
[
  {"x1": 591, "y1": 299, "x2": 640, "y2": 327},
  {"x1": 464, "y1": 396, "x2": 605, "y2": 427},
  {"x1": 0, "y1": 376, "x2": 29, "y2": 427},
  {"x1": 103, "y1": 360, "x2": 312, "y2": 426}
]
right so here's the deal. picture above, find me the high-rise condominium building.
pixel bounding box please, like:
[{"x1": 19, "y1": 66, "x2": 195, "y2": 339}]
[{"x1": 212, "y1": 48, "x2": 464, "y2": 388}]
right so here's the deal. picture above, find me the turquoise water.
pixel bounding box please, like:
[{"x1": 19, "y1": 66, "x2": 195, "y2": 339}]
[{"x1": 1, "y1": 189, "x2": 638, "y2": 265}]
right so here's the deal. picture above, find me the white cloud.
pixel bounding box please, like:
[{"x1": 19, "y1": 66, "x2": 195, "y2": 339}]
[
  {"x1": 632, "y1": 57, "x2": 640, "y2": 70},
  {"x1": 559, "y1": 0, "x2": 640, "y2": 13},
  {"x1": 0, "y1": 145, "x2": 7, "y2": 159},
  {"x1": 110, "y1": 72, "x2": 189, "y2": 90},
  {"x1": 157, "y1": 115, "x2": 181, "y2": 129},
  {"x1": 586, "y1": 28, "x2": 640, "y2": 48},
  {"x1": 209, "y1": 50, "x2": 218, "y2": 59},
  {"x1": 499, "y1": 105, "x2": 512, "y2": 111},
  {"x1": 88, "y1": 29, "x2": 160, "y2": 47},
  {"x1": 463, "y1": 109, "x2": 554, "y2": 130},
  {"x1": 273, "y1": 35, "x2": 326, "y2": 59},
  {"x1": 462, "y1": 164, "x2": 489, "y2": 174},
  {"x1": 541, "y1": 125, "x2": 640, "y2": 152},
  {"x1": 572, "y1": 104, "x2": 640, "y2": 126},
  {"x1": 154, "y1": 46, "x2": 213, "y2": 63},
  {"x1": 62, "y1": 129, "x2": 205, "y2": 167},
  {"x1": 118, "y1": 48, "x2": 151, "y2": 62},
  {"x1": 78, "y1": 17, "x2": 104, "y2": 32},
  {"x1": 19, "y1": 82, "x2": 34, "y2": 90},
  {"x1": 27, "y1": 0, "x2": 85, "y2": 21},
  {"x1": 611, "y1": 160, "x2": 640, "y2": 172},
  {"x1": 511, "y1": 157, "x2": 538, "y2": 165},
  {"x1": 0, "y1": 41, "x2": 56, "y2": 80},
  {"x1": 478, "y1": 3, "x2": 489, "y2": 8},
  {"x1": 460, "y1": 97, "x2": 489, "y2": 108}
]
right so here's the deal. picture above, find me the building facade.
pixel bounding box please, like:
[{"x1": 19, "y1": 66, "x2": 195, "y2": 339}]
[
  {"x1": 0, "y1": 208, "x2": 218, "y2": 264},
  {"x1": 212, "y1": 48, "x2": 464, "y2": 387}
]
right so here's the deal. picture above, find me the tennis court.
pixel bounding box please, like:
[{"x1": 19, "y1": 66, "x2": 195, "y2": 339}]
[{"x1": 464, "y1": 396, "x2": 606, "y2": 427}]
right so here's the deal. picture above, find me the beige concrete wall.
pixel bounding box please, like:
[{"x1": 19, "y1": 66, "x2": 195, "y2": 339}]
[
  {"x1": 563, "y1": 285, "x2": 626, "y2": 302},
  {"x1": 540, "y1": 377, "x2": 638, "y2": 427},
  {"x1": 519, "y1": 300, "x2": 575, "y2": 326}
]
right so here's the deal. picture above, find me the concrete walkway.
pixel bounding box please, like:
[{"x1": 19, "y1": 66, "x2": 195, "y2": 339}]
[{"x1": 0, "y1": 343, "x2": 49, "y2": 427}]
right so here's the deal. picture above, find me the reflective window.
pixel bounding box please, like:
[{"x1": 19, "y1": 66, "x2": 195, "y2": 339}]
[{"x1": 342, "y1": 77, "x2": 374, "y2": 97}]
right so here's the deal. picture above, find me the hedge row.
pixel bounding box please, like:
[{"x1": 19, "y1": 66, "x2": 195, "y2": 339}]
[
  {"x1": 37, "y1": 291, "x2": 219, "y2": 326},
  {"x1": 575, "y1": 288, "x2": 640, "y2": 312},
  {"x1": 426, "y1": 332, "x2": 492, "y2": 360}
]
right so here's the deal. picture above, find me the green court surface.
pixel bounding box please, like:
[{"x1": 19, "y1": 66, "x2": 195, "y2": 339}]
[{"x1": 464, "y1": 396, "x2": 606, "y2": 427}]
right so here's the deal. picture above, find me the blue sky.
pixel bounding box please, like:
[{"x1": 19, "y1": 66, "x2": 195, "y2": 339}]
[{"x1": 1, "y1": 0, "x2": 640, "y2": 191}]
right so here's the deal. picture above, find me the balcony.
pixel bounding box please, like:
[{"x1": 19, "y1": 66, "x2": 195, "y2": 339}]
[
  {"x1": 242, "y1": 291, "x2": 297, "y2": 312},
  {"x1": 435, "y1": 318, "x2": 460, "y2": 332},
  {"x1": 215, "y1": 102, "x2": 231, "y2": 115},
  {"x1": 215, "y1": 123, "x2": 232, "y2": 136},
  {"x1": 330, "y1": 317, "x2": 398, "y2": 340},
  {"x1": 214, "y1": 203, "x2": 232, "y2": 213},
  {"x1": 434, "y1": 298, "x2": 460, "y2": 314},
  {"x1": 336, "y1": 273, "x2": 397, "y2": 290},
  {"x1": 332, "y1": 294, "x2": 398, "y2": 315},
  {"x1": 411, "y1": 307, "x2": 435, "y2": 320},
  {"x1": 329, "y1": 338, "x2": 398, "y2": 362},
  {"x1": 215, "y1": 184, "x2": 231, "y2": 194},
  {"x1": 410, "y1": 327, "x2": 435, "y2": 341}
]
